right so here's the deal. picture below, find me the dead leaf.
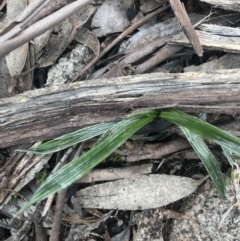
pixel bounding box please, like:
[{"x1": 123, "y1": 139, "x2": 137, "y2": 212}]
[
  {"x1": 3, "y1": 0, "x2": 28, "y2": 78},
  {"x1": 18, "y1": 44, "x2": 35, "y2": 91},
  {"x1": 78, "y1": 163, "x2": 153, "y2": 183},
  {"x1": 75, "y1": 27, "x2": 100, "y2": 58},
  {"x1": 0, "y1": 0, "x2": 27, "y2": 33},
  {"x1": 5, "y1": 43, "x2": 28, "y2": 78},
  {"x1": 75, "y1": 174, "x2": 207, "y2": 210},
  {"x1": 73, "y1": 4, "x2": 96, "y2": 24},
  {"x1": 34, "y1": 28, "x2": 53, "y2": 61},
  {"x1": 140, "y1": 0, "x2": 162, "y2": 13},
  {"x1": 37, "y1": 17, "x2": 76, "y2": 67},
  {"x1": 91, "y1": 0, "x2": 131, "y2": 37}
]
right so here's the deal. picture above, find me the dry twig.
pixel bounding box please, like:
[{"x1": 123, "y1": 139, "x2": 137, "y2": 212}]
[
  {"x1": 169, "y1": 0, "x2": 203, "y2": 56},
  {"x1": 0, "y1": 0, "x2": 91, "y2": 57},
  {"x1": 71, "y1": 4, "x2": 170, "y2": 81}
]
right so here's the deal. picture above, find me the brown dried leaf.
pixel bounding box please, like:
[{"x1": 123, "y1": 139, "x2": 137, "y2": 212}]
[
  {"x1": 75, "y1": 174, "x2": 206, "y2": 210},
  {"x1": 74, "y1": 27, "x2": 100, "y2": 58},
  {"x1": 5, "y1": 43, "x2": 28, "y2": 78}
]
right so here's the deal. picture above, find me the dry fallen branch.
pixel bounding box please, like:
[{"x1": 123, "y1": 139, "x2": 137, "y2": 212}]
[
  {"x1": 0, "y1": 0, "x2": 91, "y2": 58},
  {"x1": 1, "y1": 69, "x2": 240, "y2": 148}
]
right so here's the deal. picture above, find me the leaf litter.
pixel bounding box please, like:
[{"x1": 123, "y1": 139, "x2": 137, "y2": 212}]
[{"x1": 1, "y1": 0, "x2": 240, "y2": 240}]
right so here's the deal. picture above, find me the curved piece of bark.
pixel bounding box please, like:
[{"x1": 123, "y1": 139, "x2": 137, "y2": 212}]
[{"x1": 1, "y1": 69, "x2": 240, "y2": 148}]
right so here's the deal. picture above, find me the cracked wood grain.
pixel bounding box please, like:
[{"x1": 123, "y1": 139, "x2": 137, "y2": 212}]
[{"x1": 1, "y1": 69, "x2": 240, "y2": 148}]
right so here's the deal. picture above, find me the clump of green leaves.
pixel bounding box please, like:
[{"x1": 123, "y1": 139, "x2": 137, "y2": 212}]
[{"x1": 17, "y1": 109, "x2": 240, "y2": 215}]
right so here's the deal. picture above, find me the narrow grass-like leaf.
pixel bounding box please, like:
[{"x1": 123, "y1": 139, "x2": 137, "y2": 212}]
[
  {"x1": 160, "y1": 109, "x2": 240, "y2": 156},
  {"x1": 18, "y1": 122, "x2": 116, "y2": 154},
  {"x1": 17, "y1": 110, "x2": 159, "y2": 215},
  {"x1": 222, "y1": 146, "x2": 235, "y2": 167},
  {"x1": 180, "y1": 127, "x2": 226, "y2": 199}
]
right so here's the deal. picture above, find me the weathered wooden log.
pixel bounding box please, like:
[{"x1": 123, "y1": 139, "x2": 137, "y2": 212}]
[{"x1": 1, "y1": 69, "x2": 240, "y2": 148}]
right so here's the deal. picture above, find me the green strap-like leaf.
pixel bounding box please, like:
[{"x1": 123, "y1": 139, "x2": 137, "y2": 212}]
[
  {"x1": 222, "y1": 146, "x2": 235, "y2": 167},
  {"x1": 160, "y1": 109, "x2": 240, "y2": 156},
  {"x1": 180, "y1": 127, "x2": 226, "y2": 199},
  {"x1": 17, "y1": 110, "x2": 159, "y2": 215},
  {"x1": 18, "y1": 122, "x2": 116, "y2": 154}
]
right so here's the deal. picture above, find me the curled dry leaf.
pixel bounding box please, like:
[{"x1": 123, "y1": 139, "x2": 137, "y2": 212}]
[
  {"x1": 74, "y1": 27, "x2": 100, "y2": 58},
  {"x1": 75, "y1": 174, "x2": 207, "y2": 210}
]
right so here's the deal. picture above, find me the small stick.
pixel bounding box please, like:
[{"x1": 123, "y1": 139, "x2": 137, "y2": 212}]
[
  {"x1": 169, "y1": 0, "x2": 203, "y2": 56},
  {"x1": 49, "y1": 188, "x2": 67, "y2": 241},
  {"x1": 0, "y1": 0, "x2": 91, "y2": 58},
  {"x1": 71, "y1": 4, "x2": 170, "y2": 82}
]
